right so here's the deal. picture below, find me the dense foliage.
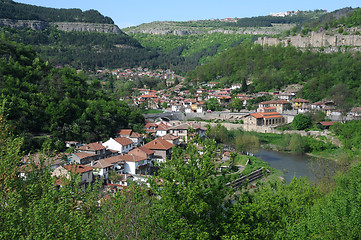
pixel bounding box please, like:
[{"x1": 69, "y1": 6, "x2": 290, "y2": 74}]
[
  {"x1": 301, "y1": 7, "x2": 361, "y2": 32},
  {"x1": 332, "y1": 120, "x2": 361, "y2": 150},
  {"x1": 0, "y1": 37, "x2": 144, "y2": 151},
  {"x1": 0, "y1": 0, "x2": 113, "y2": 23},
  {"x1": 188, "y1": 44, "x2": 361, "y2": 104},
  {"x1": 0, "y1": 26, "x2": 162, "y2": 70}
]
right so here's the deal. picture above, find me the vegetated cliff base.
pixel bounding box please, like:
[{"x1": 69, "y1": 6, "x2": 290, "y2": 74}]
[
  {"x1": 255, "y1": 29, "x2": 361, "y2": 52},
  {"x1": 0, "y1": 18, "x2": 122, "y2": 33},
  {"x1": 124, "y1": 21, "x2": 294, "y2": 36}
]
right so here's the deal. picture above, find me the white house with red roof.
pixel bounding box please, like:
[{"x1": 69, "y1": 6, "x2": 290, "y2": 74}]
[
  {"x1": 142, "y1": 137, "x2": 174, "y2": 162},
  {"x1": 102, "y1": 137, "x2": 134, "y2": 154}
]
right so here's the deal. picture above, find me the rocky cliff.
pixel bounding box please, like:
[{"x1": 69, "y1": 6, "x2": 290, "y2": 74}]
[
  {"x1": 0, "y1": 18, "x2": 123, "y2": 34},
  {"x1": 124, "y1": 22, "x2": 294, "y2": 36},
  {"x1": 255, "y1": 30, "x2": 361, "y2": 50}
]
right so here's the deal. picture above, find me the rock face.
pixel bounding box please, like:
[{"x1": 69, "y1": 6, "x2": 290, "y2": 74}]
[
  {"x1": 0, "y1": 19, "x2": 48, "y2": 30},
  {"x1": 0, "y1": 18, "x2": 123, "y2": 34},
  {"x1": 51, "y1": 22, "x2": 122, "y2": 33},
  {"x1": 255, "y1": 31, "x2": 361, "y2": 48}
]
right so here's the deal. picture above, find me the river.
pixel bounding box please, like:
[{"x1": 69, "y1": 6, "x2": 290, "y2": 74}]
[{"x1": 254, "y1": 149, "x2": 318, "y2": 183}]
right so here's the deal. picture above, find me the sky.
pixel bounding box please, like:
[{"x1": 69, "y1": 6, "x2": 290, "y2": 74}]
[{"x1": 15, "y1": 0, "x2": 361, "y2": 29}]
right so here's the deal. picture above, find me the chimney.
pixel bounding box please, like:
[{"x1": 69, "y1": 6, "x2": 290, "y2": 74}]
[{"x1": 91, "y1": 161, "x2": 94, "y2": 166}]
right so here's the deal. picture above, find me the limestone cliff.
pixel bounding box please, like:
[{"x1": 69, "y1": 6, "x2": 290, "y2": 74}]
[
  {"x1": 0, "y1": 18, "x2": 123, "y2": 34},
  {"x1": 255, "y1": 30, "x2": 361, "y2": 50}
]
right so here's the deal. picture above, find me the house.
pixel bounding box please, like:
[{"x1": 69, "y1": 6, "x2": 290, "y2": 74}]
[
  {"x1": 258, "y1": 100, "x2": 290, "y2": 113},
  {"x1": 119, "y1": 154, "x2": 150, "y2": 175},
  {"x1": 116, "y1": 129, "x2": 144, "y2": 146},
  {"x1": 53, "y1": 164, "x2": 94, "y2": 190},
  {"x1": 69, "y1": 152, "x2": 98, "y2": 165},
  {"x1": 117, "y1": 129, "x2": 133, "y2": 138},
  {"x1": 244, "y1": 112, "x2": 285, "y2": 126},
  {"x1": 168, "y1": 123, "x2": 189, "y2": 142},
  {"x1": 142, "y1": 137, "x2": 174, "y2": 162},
  {"x1": 86, "y1": 155, "x2": 125, "y2": 181},
  {"x1": 77, "y1": 142, "x2": 109, "y2": 159},
  {"x1": 129, "y1": 131, "x2": 144, "y2": 146},
  {"x1": 129, "y1": 146, "x2": 155, "y2": 160},
  {"x1": 102, "y1": 137, "x2": 134, "y2": 154},
  {"x1": 162, "y1": 134, "x2": 180, "y2": 145},
  {"x1": 292, "y1": 98, "x2": 310, "y2": 113},
  {"x1": 155, "y1": 123, "x2": 170, "y2": 137}
]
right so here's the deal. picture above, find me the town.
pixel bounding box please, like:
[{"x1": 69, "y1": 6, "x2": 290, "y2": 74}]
[{"x1": 18, "y1": 70, "x2": 360, "y2": 191}]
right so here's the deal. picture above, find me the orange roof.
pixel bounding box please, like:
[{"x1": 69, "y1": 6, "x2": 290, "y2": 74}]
[
  {"x1": 118, "y1": 129, "x2": 132, "y2": 136},
  {"x1": 156, "y1": 124, "x2": 170, "y2": 131},
  {"x1": 250, "y1": 113, "x2": 263, "y2": 119},
  {"x1": 319, "y1": 121, "x2": 335, "y2": 126},
  {"x1": 162, "y1": 134, "x2": 180, "y2": 140},
  {"x1": 130, "y1": 132, "x2": 143, "y2": 138},
  {"x1": 144, "y1": 123, "x2": 157, "y2": 129},
  {"x1": 129, "y1": 147, "x2": 155, "y2": 157},
  {"x1": 118, "y1": 154, "x2": 147, "y2": 163},
  {"x1": 262, "y1": 112, "x2": 281, "y2": 116},
  {"x1": 114, "y1": 137, "x2": 134, "y2": 146},
  {"x1": 64, "y1": 164, "x2": 93, "y2": 173},
  {"x1": 142, "y1": 138, "x2": 174, "y2": 151},
  {"x1": 77, "y1": 142, "x2": 105, "y2": 151},
  {"x1": 264, "y1": 115, "x2": 283, "y2": 119}
]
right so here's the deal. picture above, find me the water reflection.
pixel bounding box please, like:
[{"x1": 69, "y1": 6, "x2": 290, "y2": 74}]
[{"x1": 254, "y1": 149, "x2": 316, "y2": 183}]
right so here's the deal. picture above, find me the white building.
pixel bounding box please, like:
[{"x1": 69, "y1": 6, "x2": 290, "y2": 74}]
[{"x1": 102, "y1": 137, "x2": 134, "y2": 154}]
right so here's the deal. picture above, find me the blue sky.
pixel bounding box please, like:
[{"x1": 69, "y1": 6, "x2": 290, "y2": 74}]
[{"x1": 16, "y1": 0, "x2": 361, "y2": 29}]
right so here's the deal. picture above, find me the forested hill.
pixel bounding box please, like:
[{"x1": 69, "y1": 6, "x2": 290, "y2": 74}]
[
  {"x1": 0, "y1": 0, "x2": 113, "y2": 23},
  {"x1": 187, "y1": 44, "x2": 361, "y2": 105},
  {"x1": 0, "y1": 37, "x2": 144, "y2": 152}
]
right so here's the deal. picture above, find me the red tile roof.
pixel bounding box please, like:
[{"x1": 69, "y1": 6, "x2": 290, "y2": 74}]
[
  {"x1": 162, "y1": 134, "x2": 180, "y2": 140},
  {"x1": 64, "y1": 164, "x2": 93, "y2": 173},
  {"x1": 319, "y1": 121, "x2": 335, "y2": 126},
  {"x1": 77, "y1": 142, "x2": 105, "y2": 151},
  {"x1": 118, "y1": 154, "x2": 147, "y2": 162},
  {"x1": 250, "y1": 113, "x2": 263, "y2": 119},
  {"x1": 114, "y1": 137, "x2": 134, "y2": 146},
  {"x1": 118, "y1": 129, "x2": 132, "y2": 136},
  {"x1": 142, "y1": 138, "x2": 174, "y2": 151}
]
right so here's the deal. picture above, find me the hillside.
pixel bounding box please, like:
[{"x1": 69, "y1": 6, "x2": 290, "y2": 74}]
[
  {"x1": 0, "y1": 0, "x2": 113, "y2": 23},
  {"x1": 0, "y1": 37, "x2": 144, "y2": 152},
  {"x1": 187, "y1": 44, "x2": 361, "y2": 106}
]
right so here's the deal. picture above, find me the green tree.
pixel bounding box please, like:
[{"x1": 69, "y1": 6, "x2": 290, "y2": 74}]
[
  {"x1": 205, "y1": 97, "x2": 222, "y2": 111},
  {"x1": 149, "y1": 138, "x2": 230, "y2": 239},
  {"x1": 230, "y1": 98, "x2": 243, "y2": 112},
  {"x1": 292, "y1": 114, "x2": 312, "y2": 130}
]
